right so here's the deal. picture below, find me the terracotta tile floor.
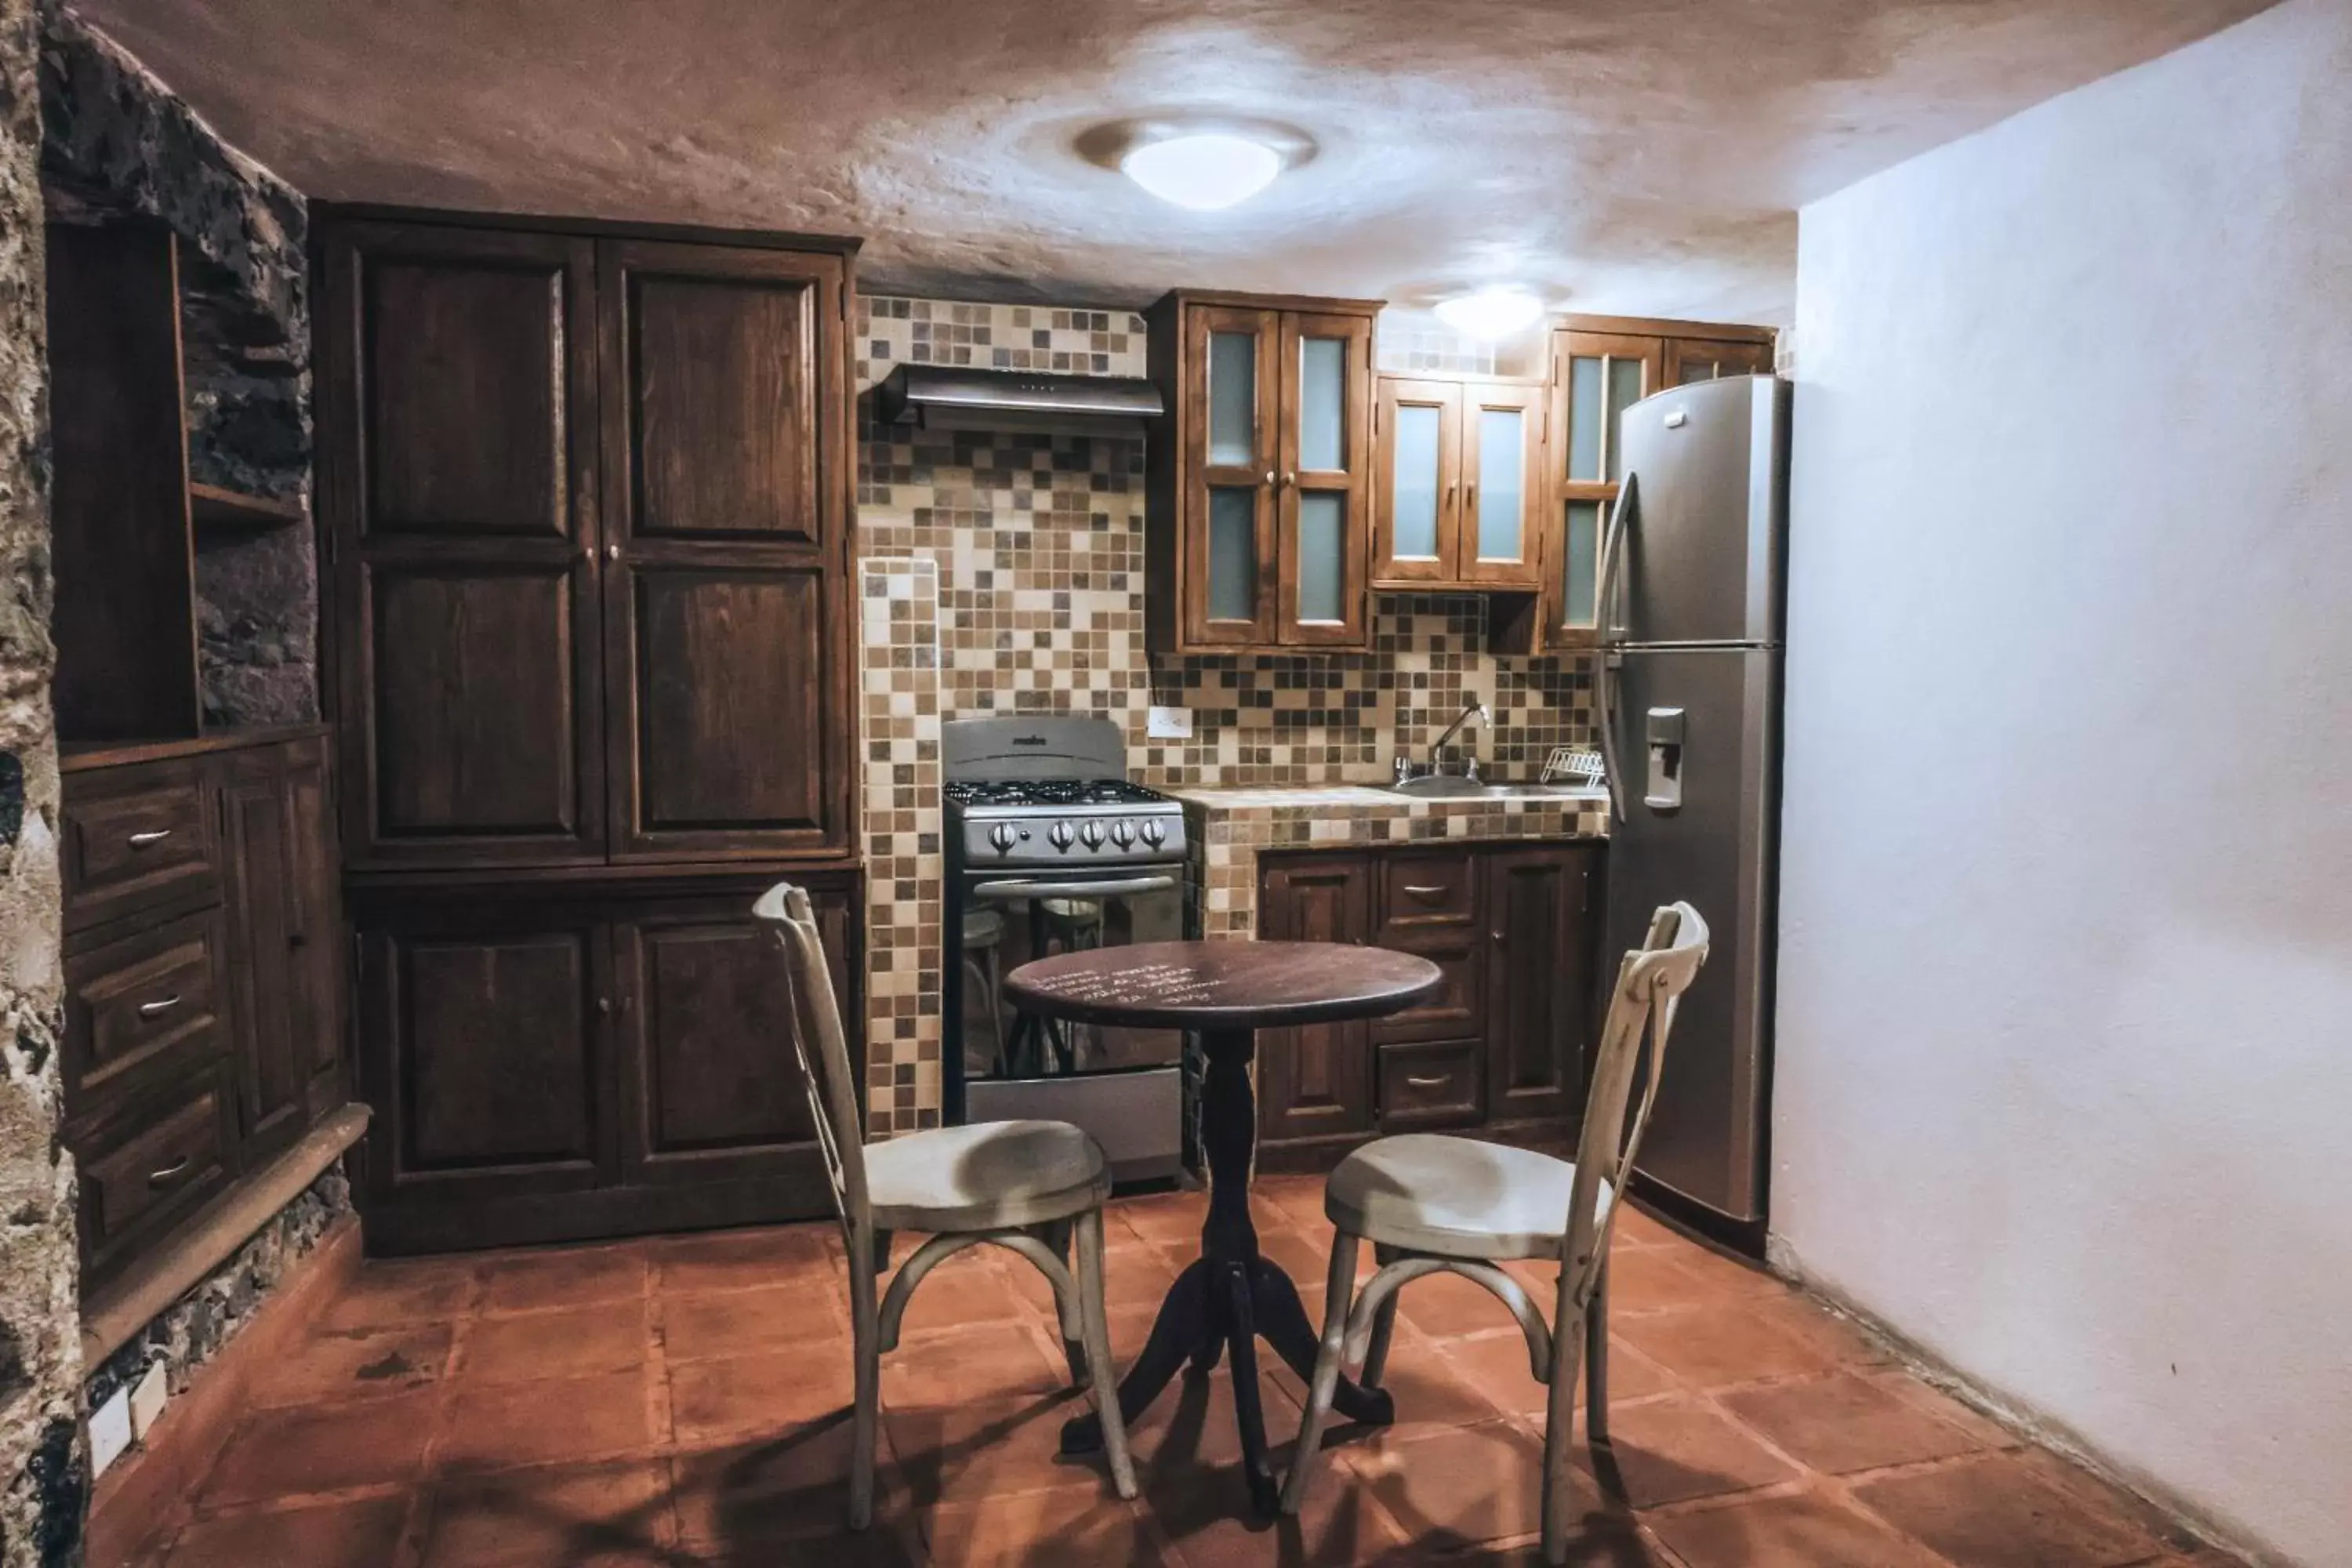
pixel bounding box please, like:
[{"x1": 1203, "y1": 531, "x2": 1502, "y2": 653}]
[{"x1": 118, "y1": 1177, "x2": 2235, "y2": 1567}]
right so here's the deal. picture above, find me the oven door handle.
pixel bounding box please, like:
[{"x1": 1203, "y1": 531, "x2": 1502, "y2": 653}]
[{"x1": 970, "y1": 874, "x2": 1178, "y2": 901}]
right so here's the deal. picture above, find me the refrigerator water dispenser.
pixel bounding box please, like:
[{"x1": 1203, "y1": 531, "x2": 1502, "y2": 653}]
[{"x1": 1644, "y1": 707, "x2": 1686, "y2": 811}]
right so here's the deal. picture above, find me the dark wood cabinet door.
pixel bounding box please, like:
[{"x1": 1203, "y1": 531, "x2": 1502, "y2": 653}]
[
  {"x1": 1485, "y1": 844, "x2": 1601, "y2": 1124},
  {"x1": 1372, "y1": 377, "x2": 1461, "y2": 586},
  {"x1": 1181, "y1": 303, "x2": 1282, "y2": 648},
  {"x1": 1275, "y1": 311, "x2": 1373, "y2": 648},
  {"x1": 610, "y1": 879, "x2": 856, "y2": 1210},
  {"x1": 1665, "y1": 336, "x2": 1774, "y2": 387},
  {"x1": 219, "y1": 751, "x2": 307, "y2": 1162},
  {"x1": 597, "y1": 241, "x2": 855, "y2": 861},
  {"x1": 1256, "y1": 855, "x2": 1374, "y2": 1144},
  {"x1": 318, "y1": 220, "x2": 607, "y2": 868},
  {"x1": 280, "y1": 740, "x2": 347, "y2": 1117},
  {"x1": 354, "y1": 896, "x2": 615, "y2": 1210}
]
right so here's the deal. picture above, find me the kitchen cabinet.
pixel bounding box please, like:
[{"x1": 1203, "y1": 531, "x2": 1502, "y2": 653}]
[
  {"x1": 315, "y1": 206, "x2": 866, "y2": 1250},
  {"x1": 350, "y1": 869, "x2": 861, "y2": 1254},
  {"x1": 1373, "y1": 376, "x2": 1546, "y2": 590},
  {"x1": 317, "y1": 213, "x2": 858, "y2": 870},
  {"x1": 1254, "y1": 840, "x2": 1604, "y2": 1162},
  {"x1": 1537, "y1": 317, "x2": 1775, "y2": 652},
  {"x1": 60, "y1": 728, "x2": 349, "y2": 1296},
  {"x1": 1145, "y1": 291, "x2": 1379, "y2": 652}
]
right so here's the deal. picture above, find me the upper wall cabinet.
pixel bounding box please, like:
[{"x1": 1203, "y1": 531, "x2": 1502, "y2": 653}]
[
  {"x1": 1373, "y1": 376, "x2": 1545, "y2": 591},
  {"x1": 316, "y1": 213, "x2": 859, "y2": 870},
  {"x1": 1537, "y1": 316, "x2": 1775, "y2": 652},
  {"x1": 1145, "y1": 291, "x2": 1379, "y2": 653}
]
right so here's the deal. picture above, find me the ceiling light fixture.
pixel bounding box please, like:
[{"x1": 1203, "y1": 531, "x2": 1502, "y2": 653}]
[
  {"x1": 1435, "y1": 288, "x2": 1546, "y2": 339},
  {"x1": 1121, "y1": 132, "x2": 1284, "y2": 212}
]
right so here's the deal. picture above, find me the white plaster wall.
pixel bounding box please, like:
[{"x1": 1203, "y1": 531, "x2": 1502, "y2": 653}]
[{"x1": 1773, "y1": 1, "x2": 2352, "y2": 1561}]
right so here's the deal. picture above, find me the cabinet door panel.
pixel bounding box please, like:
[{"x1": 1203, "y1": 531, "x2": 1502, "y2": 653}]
[
  {"x1": 358, "y1": 902, "x2": 612, "y2": 1204},
  {"x1": 1461, "y1": 383, "x2": 1545, "y2": 586},
  {"x1": 363, "y1": 255, "x2": 574, "y2": 538},
  {"x1": 1277, "y1": 313, "x2": 1371, "y2": 648},
  {"x1": 1544, "y1": 330, "x2": 1664, "y2": 651},
  {"x1": 220, "y1": 755, "x2": 306, "y2": 1160},
  {"x1": 1184, "y1": 307, "x2": 1280, "y2": 647},
  {"x1": 1666, "y1": 336, "x2": 1773, "y2": 388},
  {"x1": 612, "y1": 881, "x2": 856, "y2": 1199},
  {"x1": 320, "y1": 221, "x2": 606, "y2": 868},
  {"x1": 368, "y1": 565, "x2": 594, "y2": 846},
  {"x1": 607, "y1": 246, "x2": 837, "y2": 546},
  {"x1": 281, "y1": 744, "x2": 347, "y2": 1111},
  {"x1": 1485, "y1": 845, "x2": 1599, "y2": 1124},
  {"x1": 1256, "y1": 855, "x2": 1372, "y2": 1143},
  {"x1": 1373, "y1": 378, "x2": 1459, "y2": 585},
  {"x1": 611, "y1": 565, "x2": 838, "y2": 858}
]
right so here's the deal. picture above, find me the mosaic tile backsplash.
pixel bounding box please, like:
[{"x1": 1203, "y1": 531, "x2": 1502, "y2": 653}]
[{"x1": 855, "y1": 295, "x2": 1596, "y2": 1135}]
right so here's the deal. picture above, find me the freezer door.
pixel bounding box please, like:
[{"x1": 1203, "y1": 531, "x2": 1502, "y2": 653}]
[
  {"x1": 1611, "y1": 375, "x2": 1788, "y2": 647},
  {"x1": 1603, "y1": 646, "x2": 1780, "y2": 1225}
]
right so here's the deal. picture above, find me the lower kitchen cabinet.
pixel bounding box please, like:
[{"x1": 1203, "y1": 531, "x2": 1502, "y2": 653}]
[
  {"x1": 350, "y1": 868, "x2": 861, "y2": 1253},
  {"x1": 1255, "y1": 840, "x2": 1602, "y2": 1163}
]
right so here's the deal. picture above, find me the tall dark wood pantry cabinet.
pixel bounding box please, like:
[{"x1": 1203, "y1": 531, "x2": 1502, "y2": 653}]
[{"x1": 315, "y1": 208, "x2": 864, "y2": 1253}]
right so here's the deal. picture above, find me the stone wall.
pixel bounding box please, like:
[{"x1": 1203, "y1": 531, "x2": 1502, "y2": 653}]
[
  {"x1": 39, "y1": 6, "x2": 314, "y2": 727},
  {"x1": 0, "y1": 0, "x2": 86, "y2": 1559}
]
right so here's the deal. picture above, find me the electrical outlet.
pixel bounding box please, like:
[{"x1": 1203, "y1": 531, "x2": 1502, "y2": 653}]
[
  {"x1": 129, "y1": 1360, "x2": 169, "y2": 1441},
  {"x1": 1146, "y1": 706, "x2": 1193, "y2": 740},
  {"x1": 89, "y1": 1388, "x2": 132, "y2": 1478}
]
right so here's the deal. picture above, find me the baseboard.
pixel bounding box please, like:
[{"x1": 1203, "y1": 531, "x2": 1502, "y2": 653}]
[{"x1": 85, "y1": 1214, "x2": 365, "y2": 1567}]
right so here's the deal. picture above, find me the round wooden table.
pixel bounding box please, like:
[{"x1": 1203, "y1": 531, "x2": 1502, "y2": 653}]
[{"x1": 1004, "y1": 938, "x2": 1443, "y2": 1517}]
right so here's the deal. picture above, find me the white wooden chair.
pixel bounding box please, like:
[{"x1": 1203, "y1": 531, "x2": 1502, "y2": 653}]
[
  {"x1": 753, "y1": 883, "x2": 1138, "y2": 1527},
  {"x1": 1279, "y1": 902, "x2": 1711, "y2": 1564}
]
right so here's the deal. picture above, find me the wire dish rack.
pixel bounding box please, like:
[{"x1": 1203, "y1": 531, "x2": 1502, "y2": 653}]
[{"x1": 1538, "y1": 746, "x2": 1608, "y2": 788}]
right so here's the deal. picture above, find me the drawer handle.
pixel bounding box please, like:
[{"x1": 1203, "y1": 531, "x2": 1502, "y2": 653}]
[
  {"x1": 127, "y1": 828, "x2": 175, "y2": 848},
  {"x1": 1401, "y1": 884, "x2": 1450, "y2": 898},
  {"x1": 147, "y1": 1157, "x2": 193, "y2": 1189},
  {"x1": 137, "y1": 995, "x2": 181, "y2": 1018},
  {"x1": 1405, "y1": 1074, "x2": 1451, "y2": 1089}
]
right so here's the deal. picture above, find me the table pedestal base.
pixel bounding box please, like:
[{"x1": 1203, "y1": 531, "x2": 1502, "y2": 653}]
[{"x1": 1059, "y1": 1025, "x2": 1391, "y2": 1517}]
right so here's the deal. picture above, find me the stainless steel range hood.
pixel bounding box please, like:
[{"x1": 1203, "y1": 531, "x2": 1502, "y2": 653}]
[{"x1": 872, "y1": 363, "x2": 1163, "y2": 434}]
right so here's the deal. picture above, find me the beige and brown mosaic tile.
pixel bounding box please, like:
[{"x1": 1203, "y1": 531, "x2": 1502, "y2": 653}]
[{"x1": 853, "y1": 295, "x2": 1599, "y2": 1134}]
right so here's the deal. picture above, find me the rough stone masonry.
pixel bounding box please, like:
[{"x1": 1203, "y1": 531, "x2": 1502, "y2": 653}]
[{"x1": 0, "y1": 0, "x2": 84, "y2": 1560}]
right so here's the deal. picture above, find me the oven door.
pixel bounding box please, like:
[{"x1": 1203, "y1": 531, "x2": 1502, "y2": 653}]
[{"x1": 955, "y1": 867, "x2": 1189, "y2": 1082}]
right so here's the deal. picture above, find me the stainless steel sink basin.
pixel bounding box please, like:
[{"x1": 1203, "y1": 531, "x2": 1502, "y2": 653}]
[{"x1": 1388, "y1": 776, "x2": 1592, "y2": 800}]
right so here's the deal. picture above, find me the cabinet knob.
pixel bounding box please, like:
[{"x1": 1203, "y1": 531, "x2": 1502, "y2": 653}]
[
  {"x1": 1264, "y1": 470, "x2": 1276, "y2": 487},
  {"x1": 597, "y1": 996, "x2": 612, "y2": 1015},
  {"x1": 1491, "y1": 929, "x2": 1506, "y2": 945},
  {"x1": 1284, "y1": 470, "x2": 1297, "y2": 486},
  {"x1": 606, "y1": 543, "x2": 621, "y2": 561}
]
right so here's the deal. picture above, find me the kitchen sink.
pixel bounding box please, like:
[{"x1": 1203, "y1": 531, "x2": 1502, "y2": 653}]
[{"x1": 1388, "y1": 776, "x2": 1594, "y2": 800}]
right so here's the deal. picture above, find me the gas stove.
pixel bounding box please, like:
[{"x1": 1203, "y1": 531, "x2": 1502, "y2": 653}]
[{"x1": 942, "y1": 719, "x2": 1187, "y2": 869}]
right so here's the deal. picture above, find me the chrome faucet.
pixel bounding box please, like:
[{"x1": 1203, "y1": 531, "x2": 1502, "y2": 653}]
[{"x1": 1396, "y1": 700, "x2": 1491, "y2": 784}]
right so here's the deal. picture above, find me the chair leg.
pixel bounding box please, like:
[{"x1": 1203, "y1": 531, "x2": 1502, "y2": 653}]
[
  {"x1": 1541, "y1": 1306, "x2": 1588, "y2": 1566},
  {"x1": 1360, "y1": 1243, "x2": 1402, "y2": 1391},
  {"x1": 1036, "y1": 1218, "x2": 1088, "y2": 1387},
  {"x1": 1584, "y1": 1255, "x2": 1610, "y2": 1447},
  {"x1": 1278, "y1": 1229, "x2": 1359, "y2": 1516},
  {"x1": 848, "y1": 1240, "x2": 882, "y2": 1531},
  {"x1": 1074, "y1": 1209, "x2": 1138, "y2": 1500}
]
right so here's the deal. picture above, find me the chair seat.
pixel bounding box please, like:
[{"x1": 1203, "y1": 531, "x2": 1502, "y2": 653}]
[
  {"x1": 866, "y1": 1119, "x2": 1109, "y2": 1232},
  {"x1": 1326, "y1": 1133, "x2": 1614, "y2": 1261}
]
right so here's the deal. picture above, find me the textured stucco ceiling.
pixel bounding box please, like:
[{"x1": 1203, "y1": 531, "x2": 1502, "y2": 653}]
[{"x1": 75, "y1": 0, "x2": 2273, "y2": 322}]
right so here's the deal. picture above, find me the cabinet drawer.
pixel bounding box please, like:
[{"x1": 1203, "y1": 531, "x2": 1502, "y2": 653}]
[
  {"x1": 79, "y1": 1064, "x2": 236, "y2": 1284},
  {"x1": 1379, "y1": 851, "x2": 1478, "y2": 934},
  {"x1": 63, "y1": 760, "x2": 220, "y2": 931},
  {"x1": 1377, "y1": 1040, "x2": 1484, "y2": 1129},
  {"x1": 1370, "y1": 938, "x2": 1485, "y2": 1045},
  {"x1": 64, "y1": 909, "x2": 229, "y2": 1115}
]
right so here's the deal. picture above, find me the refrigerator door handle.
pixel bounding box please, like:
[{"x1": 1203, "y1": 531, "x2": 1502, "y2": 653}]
[
  {"x1": 1595, "y1": 471, "x2": 1637, "y2": 647},
  {"x1": 1597, "y1": 650, "x2": 1628, "y2": 824}
]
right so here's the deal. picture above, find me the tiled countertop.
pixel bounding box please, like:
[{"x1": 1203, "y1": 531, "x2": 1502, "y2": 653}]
[{"x1": 1171, "y1": 784, "x2": 1610, "y2": 939}]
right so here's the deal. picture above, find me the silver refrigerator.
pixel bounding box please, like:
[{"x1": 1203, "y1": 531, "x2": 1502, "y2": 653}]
[{"x1": 1598, "y1": 372, "x2": 1790, "y2": 1242}]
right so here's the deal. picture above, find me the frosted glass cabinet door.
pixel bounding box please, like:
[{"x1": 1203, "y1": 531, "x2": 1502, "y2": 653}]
[
  {"x1": 1462, "y1": 383, "x2": 1543, "y2": 586},
  {"x1": 1185, "y1": 304, "x2": 1279, "y2": 645},
  {"x1": 1374, "y1": 378, "x2": 1457, "y2": 583},
  {"x1": 1277, "y1": 313, "x2": 1370, "y2": 646}
]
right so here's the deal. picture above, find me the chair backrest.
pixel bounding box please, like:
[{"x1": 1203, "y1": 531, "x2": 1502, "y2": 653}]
[
  {"x1": 1558, "y1": 901, "x2": 1711, "y2": 1312},
  {"x1": 753, "y1": 882, "x2": 869, "y2": 1236}
]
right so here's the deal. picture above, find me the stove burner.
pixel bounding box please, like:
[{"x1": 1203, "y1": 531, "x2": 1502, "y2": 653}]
[{"x1": 946, "y1": 779, "x2": 1168, "y2": 810}]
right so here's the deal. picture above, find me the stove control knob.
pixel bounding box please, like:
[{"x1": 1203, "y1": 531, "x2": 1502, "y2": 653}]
[
  {"x1": 1110, "y1": 820, "x2": 1135, "y2": 848},
  {"x1": 1048, "y1": 822, "x2": 1076, "y2": 851},
  {"x1": 1080, "y1": 820, "x2": 1106, "y2": 849},
  {"x1": 1140, "y1": 819, "x2": 1167, "y2": 848},
  {"x1": 988, "y1": 823, "x2": 1018, "y2": 854}
]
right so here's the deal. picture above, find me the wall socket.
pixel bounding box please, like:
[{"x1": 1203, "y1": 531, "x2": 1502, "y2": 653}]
[
  {"x1": 89, "y1": 1387, "x2": 131, "y2": 1478},
  {"x1": 129, "y1": 1359, "x2": 169, "y2": 1441},
  {"x1": 1146, "y1": 706, "x2": 1193, "y2": 740}
]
